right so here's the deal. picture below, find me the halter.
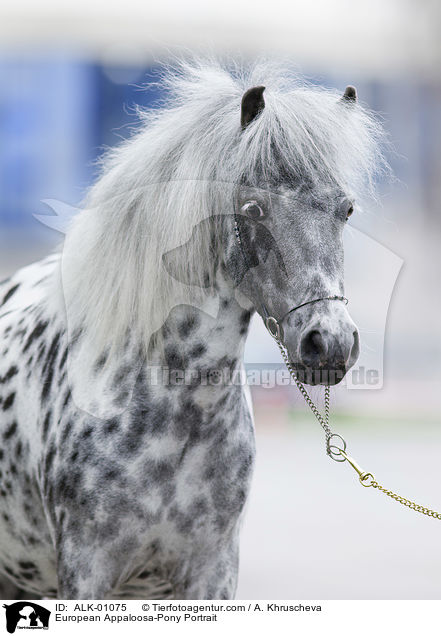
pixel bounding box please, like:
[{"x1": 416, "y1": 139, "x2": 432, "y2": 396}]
[{"x1": 233, "y1": 216, "x2": 348, "y2": 342}]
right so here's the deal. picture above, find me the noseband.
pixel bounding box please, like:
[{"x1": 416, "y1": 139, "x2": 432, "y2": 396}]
[
  {"x1": 264, "y1": 295, "x2": 348, "y2": 342},
  {"x1": 233, "y1": 217, "x2": 348, "y2": 342}
]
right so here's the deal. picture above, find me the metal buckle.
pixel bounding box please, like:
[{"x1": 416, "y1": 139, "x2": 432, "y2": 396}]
[{"x1": 265, "y1": 316, "x2": 283, "y2": 341}]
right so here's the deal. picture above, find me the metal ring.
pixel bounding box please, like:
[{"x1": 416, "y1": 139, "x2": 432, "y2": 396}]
[
  {"x1": 327, "y1": 434, "x2": 347, "y2": 462},
  {"x1": 328, "y1": 445, "x2": 347, "y2": 462},
  {"x1": 359, "y1": 472, "x2": 375, "y2": 487},
  {"x1": 265, "y1": 316, "x2": 283, "y2": 341},
  {"x1": 328, "y1": 433, "x2": 347, "y2": 453}
]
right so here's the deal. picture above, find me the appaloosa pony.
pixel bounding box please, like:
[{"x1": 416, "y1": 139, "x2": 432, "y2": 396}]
[{"x1": 0, "y1": 60, "x2": 385, "y2": 598}]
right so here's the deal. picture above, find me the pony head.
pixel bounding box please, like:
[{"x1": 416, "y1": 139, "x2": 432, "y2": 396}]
[{"x1": 222, "y1": 81, "x2": 376, "y2": 384}]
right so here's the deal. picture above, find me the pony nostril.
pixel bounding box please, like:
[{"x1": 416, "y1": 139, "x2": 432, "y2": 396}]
[
  {"x1": 350, "y1": 330, "x2": 360, "y2": 363},
  {"x1": 300, "y1": 330, "x2": 327, "y2": 367}
]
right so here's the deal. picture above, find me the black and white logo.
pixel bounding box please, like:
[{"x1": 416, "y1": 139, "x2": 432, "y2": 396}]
[{"x1": 3, "y1": 602, "x2": 51, "y2": 633}]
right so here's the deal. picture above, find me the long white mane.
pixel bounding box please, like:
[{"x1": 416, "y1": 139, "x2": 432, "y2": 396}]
[{"x1": 61, "y1": 58, "x2": 388, "y2": 358}]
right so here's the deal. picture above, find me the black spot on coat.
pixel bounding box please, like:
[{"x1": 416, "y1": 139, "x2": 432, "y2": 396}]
[
  {"x1": 1, "y1": 284, "x2": 20, "y2": 307},
  {"x1": 2, "y1": 392, "x2": 15, "y2": 411},
  {"x1": 3, "y1": 421, "x2": 17, "y2": 440},
  {"x1": 23, "y1": 320, "x2": 49, "y2": 352}
]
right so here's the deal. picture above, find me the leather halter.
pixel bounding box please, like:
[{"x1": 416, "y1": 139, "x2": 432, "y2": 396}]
[{"x1": 233, "y1": 216, "x2": 348, "y2": 342}]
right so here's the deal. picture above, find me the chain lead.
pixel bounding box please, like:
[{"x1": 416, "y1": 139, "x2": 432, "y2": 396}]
[
  {"x1": 273, "y1": 333, "x2": 441, "y2": 521},
  {"x1": 369, "y1": 481, "x2": 441, "y2": 520},
  {"x1": 274, "y1": 336, "x2": 333, "y2": 455}
]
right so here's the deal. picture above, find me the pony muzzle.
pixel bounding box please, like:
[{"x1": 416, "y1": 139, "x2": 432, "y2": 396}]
[{"x1": 297, "y1": 325, "x2": 360, "y2": 385}]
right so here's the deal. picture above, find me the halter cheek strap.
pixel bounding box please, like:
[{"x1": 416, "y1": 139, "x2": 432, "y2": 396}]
[{"x1": 233, "y1": 217, "x2": 348, "y2": 342}]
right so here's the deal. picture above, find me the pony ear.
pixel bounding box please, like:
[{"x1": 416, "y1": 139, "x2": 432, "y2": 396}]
[
  {"x1": 341, "y1": 85, "x2": 357, "y2": 104},
  {"x1": 241, "y1": 86, "x2": 266, "y2": 129}
]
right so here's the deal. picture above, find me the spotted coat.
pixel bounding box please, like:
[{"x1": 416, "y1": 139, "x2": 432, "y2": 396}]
[{"x1": 0, "y1": 249, "x2": 256, "y2": 599}]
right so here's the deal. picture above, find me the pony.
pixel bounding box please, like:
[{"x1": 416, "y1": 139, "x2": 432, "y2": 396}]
[{"x1": 0, "y1": 58, "x2": 386, "y2": 599}]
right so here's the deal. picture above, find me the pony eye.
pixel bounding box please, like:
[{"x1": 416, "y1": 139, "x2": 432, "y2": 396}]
[
  {"x1": 342, "y1": 199, "x2": 354, "y2": 221},
  {"x1": 241, "y1": 201, "x2": 265, "y2": 220}
]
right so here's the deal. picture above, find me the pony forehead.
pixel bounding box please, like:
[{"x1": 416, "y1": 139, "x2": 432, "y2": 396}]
[
  {"x1": 237, "y1": 180, "x2": 348, "y2": 206},
  {"x1": 239, "y1": 171, "x2": 348, "y2": 199}
]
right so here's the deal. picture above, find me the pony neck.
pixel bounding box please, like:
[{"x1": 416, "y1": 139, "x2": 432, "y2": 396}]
[{"x1": 152, "y1": 271, "x2": 254, "y2": 377}]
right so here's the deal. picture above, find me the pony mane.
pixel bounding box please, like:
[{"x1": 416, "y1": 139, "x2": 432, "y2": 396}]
[{"x1": 61, "y1": 57, "x2": 388, "y2": 358}]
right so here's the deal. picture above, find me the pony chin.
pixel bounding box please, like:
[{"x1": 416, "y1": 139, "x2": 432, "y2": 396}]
[{"x1": 289, "y1": 362, "x2": 348, "y2": 386}]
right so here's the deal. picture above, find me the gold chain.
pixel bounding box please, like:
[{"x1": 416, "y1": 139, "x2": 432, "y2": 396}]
[
  {"x1": 274, "y1": 334, "x2": 441, "y2": 521},
  {"x1": 370, "y1": 481, "x2": 441, "y2": 520}
]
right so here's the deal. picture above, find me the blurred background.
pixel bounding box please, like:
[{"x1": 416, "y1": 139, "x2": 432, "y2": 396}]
[{"x1": 1, "y1": 0, "x2": 440, "y2": 599}]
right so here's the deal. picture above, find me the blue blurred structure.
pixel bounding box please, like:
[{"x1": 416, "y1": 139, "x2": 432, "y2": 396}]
[{"x1": 0, "y1": 56, "x2": 163, "y2": 230}]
